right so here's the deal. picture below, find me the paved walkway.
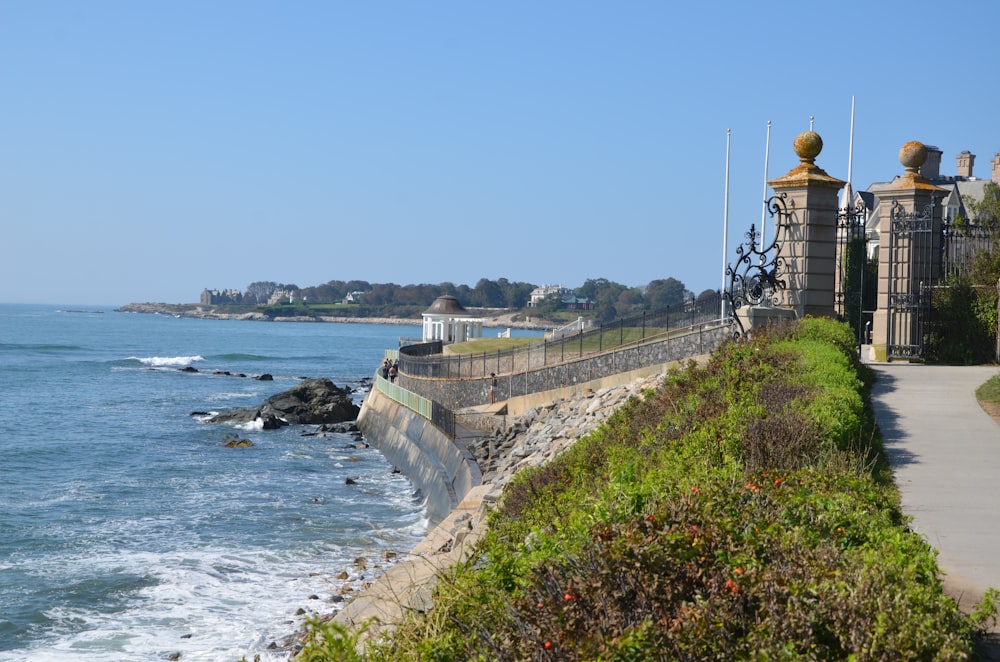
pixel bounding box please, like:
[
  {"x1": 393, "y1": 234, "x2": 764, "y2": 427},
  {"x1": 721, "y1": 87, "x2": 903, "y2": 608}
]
[{"x1": 868, "y1": 362, "x2": 1000, "y2": 611}]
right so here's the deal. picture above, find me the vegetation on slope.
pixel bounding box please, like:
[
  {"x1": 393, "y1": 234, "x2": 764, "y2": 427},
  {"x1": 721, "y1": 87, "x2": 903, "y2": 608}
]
[{"x1": 302, "y1": 317, "x2": 991, "y2": 660}]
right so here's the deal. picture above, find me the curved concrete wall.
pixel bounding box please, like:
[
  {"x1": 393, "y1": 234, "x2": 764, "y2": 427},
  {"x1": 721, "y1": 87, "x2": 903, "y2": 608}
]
[{"x1": 357, "y1": 387, "x2": 480, "y2": 527}]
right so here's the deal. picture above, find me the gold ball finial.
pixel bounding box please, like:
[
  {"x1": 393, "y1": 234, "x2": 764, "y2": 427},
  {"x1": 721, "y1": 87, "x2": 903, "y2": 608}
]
[
  {"x1": 793, "y1": 131, "x2": 823, "y2": 164},
  {"x1": 898, "y1": 141, "x2": 927, "y2": 172}
]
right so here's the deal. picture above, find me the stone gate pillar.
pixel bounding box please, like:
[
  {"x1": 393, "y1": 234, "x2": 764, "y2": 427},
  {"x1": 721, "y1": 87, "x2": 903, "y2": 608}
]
[
  {"x1": 870, "y1": 141, "x2": 946, "y2": 362},
  {"x1": 767, "y1": 131, "x2": 845, "y2": 319}
]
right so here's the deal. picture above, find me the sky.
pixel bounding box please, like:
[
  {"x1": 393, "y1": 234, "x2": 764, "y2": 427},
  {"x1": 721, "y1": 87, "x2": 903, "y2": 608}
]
[{"x1": 2, "y1": 1, "x2": 999, "y2": 306}]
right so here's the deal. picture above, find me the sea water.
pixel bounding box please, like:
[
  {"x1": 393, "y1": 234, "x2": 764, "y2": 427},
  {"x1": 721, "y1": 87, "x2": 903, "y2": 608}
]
[{"x1": 0, "y1": 304, "x2": 429, "y2": 661}]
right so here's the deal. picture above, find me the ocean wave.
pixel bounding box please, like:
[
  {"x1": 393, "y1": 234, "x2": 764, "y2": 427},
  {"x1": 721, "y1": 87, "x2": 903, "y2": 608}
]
[
  {"x1": 128, "y1": 355, "x2": 205, "y2": 368},
  {"x1": 0, "y1": 342, "x2": 83, "y2": 352},
  {"x1": 235, "y1": 418, "x2": 266, "y2": 431},
  {"x1": 212, "y1": 353, "x2": 272, "y2": 362}
]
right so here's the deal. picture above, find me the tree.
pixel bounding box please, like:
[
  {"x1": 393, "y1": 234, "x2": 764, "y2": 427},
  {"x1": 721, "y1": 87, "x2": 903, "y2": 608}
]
[
  {"x1": 596, "y1": 302, "x2": 618, "y2": 323},
  {"x1": 364, "y1": 283, "x2": 398, "y2": 306},
  {"x1": 615, "y1": 288, "x2": 644, "y2": 314},
  {"x1": 245, "y1": 281, "x2": 281, "y2": 304},
  {"x1": 472, "y1": 278, "x2": 505, "y2": 308},
  {"x1": 645, "y1": 278, "x2": 689, "y2": 309},
  {"x1": 507, "y1": 282, "x2": 536, "y2": 308},
  {"x1": 965, "y1": 183, "x2": 1000, "y2": 229},
  {"x1": 577, "y1": 278, "x2": 610, "y2": 302},
  {"x1": 841, "y1": 236, "x2": 876, "y2": 344},
  {"x1": 535, "y1": 292, "x2": 564, "y2": 315},
  {"x1": 345, "y1": 280, "x2": 372, "y2": 293}
]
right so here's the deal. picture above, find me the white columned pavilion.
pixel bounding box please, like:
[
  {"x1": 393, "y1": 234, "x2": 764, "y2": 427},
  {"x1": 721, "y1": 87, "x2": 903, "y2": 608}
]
[{"x1": 421, "y1": 295, "x2": 483, "y2": 344}]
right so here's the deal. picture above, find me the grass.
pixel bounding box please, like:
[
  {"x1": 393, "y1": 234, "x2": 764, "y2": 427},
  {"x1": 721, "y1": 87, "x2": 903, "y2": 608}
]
[
  {"x1": 446, "y1": 337, "x2": 543, "y2": 354},
  {"x1": 976, "y1": 374, "x2": 1000, "y2": 404},
  {"x1": 446, "y1": 326, "x2": 672, "y2": 358}
]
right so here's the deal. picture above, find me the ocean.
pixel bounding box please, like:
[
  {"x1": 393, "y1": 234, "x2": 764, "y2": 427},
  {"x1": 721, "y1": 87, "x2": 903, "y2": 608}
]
[{"x1": 0, "y1": 303, "x2": 430, "y2": 661}]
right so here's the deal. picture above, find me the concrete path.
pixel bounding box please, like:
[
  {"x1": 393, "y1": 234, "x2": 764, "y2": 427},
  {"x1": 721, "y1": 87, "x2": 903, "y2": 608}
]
[{"x1": 868, "y1": 362, "x2": 1000, "y2": 610}]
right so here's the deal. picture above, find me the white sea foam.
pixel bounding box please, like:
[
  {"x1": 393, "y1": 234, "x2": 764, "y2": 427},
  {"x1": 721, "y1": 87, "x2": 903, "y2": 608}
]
[
  {"x1": 131, "y1": 355, "x2": 205, "y2": 368},
  {"x1": 236, "y1": 418, "x2": 266, "y2": 431},
  {"x1": 2, "y1": 545, "x2": 372, "y2": 662}
]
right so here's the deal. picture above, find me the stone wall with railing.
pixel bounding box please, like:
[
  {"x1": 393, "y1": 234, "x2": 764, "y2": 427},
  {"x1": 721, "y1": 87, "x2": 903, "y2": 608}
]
[{"x1": 397, "y1": 322, "x2": 730, "y2": 411}]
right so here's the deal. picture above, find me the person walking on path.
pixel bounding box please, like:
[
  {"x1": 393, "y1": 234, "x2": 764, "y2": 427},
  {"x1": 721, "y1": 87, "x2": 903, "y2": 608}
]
[
  {"x1": 489, "y1": 372, "x2": 497, "y2": 404},
  {"x1": 868, "y1": 362, "x2": 1000, "y2": 613}
]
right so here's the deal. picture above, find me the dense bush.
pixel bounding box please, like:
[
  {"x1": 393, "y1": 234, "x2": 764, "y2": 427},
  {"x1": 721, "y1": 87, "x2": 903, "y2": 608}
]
[
  {"x1": 928, "y1": 283, "x2": 997, "y2": 364},
  {"x1": 305, "y1": 317, "x2": 982, "y2": 660}
]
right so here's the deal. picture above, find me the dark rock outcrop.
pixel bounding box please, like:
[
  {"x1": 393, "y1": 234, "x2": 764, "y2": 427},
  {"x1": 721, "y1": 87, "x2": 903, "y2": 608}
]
[
  {"x1": 222, "y1": 433, "x2": 254, "y2": 448},
  {"x1": 207, "y1": 378, "x2": 360, "y2": 428}
]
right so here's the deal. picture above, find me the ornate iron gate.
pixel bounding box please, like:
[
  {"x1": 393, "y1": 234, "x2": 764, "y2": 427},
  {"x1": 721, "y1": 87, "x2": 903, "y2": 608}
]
[
  {"x1": 886, "y1": 199, "x2": 938, "y2": 360},
  {"x1": 835, "y1": 200, "x2": 870, "y2": 349},
  {"x1": 725, "y1": 194, "x2": 789, "y2": 338}
]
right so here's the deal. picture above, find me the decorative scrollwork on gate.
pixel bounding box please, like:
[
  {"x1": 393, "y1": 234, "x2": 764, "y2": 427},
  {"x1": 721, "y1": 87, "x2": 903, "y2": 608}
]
[
  {"x1": 890, "y1": 199, "x2": 936, "y2": 232},
  {"x1": 724, "y1": 194, "x2": 789, "y2": 338}
]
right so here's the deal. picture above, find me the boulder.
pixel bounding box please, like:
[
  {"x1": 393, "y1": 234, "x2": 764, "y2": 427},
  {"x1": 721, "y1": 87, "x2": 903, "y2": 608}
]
[
  {"x1": 206, "y1": 378, "x2": 360, "y2": 428},
  {"x1": 222, "y1": 433, "x2": 254, "y2": 448}
]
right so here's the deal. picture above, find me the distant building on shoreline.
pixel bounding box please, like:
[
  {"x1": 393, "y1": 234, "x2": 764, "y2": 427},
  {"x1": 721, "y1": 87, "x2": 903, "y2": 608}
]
[
  {"x1": 201, "y1": 288, "x2": 244, "y2": 305},
  {"x1": 267, "y1": 289, "x2": 302, "y2": 305}
]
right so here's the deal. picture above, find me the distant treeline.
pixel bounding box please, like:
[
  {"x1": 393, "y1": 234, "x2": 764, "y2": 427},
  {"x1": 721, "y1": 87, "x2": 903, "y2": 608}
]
[{"x1": 239, "y1": 277, "x2": 717, "y2": 322}]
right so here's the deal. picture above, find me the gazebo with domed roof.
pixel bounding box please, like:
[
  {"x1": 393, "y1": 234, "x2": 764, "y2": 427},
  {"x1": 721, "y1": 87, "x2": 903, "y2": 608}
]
[{"x1": 421, "y1": 295, "x2": 484, "y2": 344}]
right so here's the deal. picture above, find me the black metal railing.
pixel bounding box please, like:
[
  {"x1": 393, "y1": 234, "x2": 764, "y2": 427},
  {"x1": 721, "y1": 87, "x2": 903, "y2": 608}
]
[
  {"x1": 399, "y1": 292, "x2": 724, "y2": 379},
  {"x1": 942, "y1": 218, "x2": 994, "y2": 280}
]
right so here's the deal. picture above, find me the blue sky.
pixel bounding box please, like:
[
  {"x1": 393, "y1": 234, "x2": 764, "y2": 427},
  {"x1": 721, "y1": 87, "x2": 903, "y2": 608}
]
[{"x1": 2, "y1": 1, "x2": 998, "y2": 306}]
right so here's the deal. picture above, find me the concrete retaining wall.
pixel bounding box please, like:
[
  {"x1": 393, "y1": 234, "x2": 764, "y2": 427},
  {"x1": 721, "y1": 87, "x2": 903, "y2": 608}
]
[{"x1": 357, "y1": 387, "x2": 480, "y2": 527}]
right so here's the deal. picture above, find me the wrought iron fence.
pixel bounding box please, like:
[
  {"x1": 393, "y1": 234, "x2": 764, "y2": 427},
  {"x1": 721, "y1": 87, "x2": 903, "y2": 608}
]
[
  {"x1": 399, "y1": 292, "x2": 724, "y2": 379},
  {"x1": 942, "y1": 218, "x2": 994, "y2": 280},
  {"x1": 835, "y1": 200, "x2": 874, "y2": 348}
]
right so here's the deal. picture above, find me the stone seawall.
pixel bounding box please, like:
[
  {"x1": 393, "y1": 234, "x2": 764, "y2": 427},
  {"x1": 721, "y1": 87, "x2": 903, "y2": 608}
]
[{"x1": 356, "y1": 387, "x2": 481, "y2": 527}]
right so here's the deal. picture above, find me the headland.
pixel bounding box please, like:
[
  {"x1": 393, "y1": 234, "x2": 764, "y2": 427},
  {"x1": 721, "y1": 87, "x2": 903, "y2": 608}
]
[{"x1": 115, "y1": 302, "x2": 552, "y2": 330}]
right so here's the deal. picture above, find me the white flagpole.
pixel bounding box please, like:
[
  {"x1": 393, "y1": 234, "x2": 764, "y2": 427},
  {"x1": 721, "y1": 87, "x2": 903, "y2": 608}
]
[
  {"x1": 721, "y1": 128, "x2": 731, "y2": 319},
  {"x1": 847, "y1": 96, "x2": 855, "y2": 191},
  {"x1": 760, "y1": 120, "x2": 771, "y2": 250}
]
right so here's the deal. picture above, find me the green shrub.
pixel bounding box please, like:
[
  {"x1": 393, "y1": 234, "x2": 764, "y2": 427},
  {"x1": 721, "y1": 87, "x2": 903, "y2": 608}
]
[{"x1": 306, "y1": 317, "x2": 980, "y2": 661}]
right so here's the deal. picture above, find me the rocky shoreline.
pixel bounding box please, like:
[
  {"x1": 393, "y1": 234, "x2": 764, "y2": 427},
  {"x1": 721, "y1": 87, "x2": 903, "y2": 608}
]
[{"x1": 115, "y1": 302, "x2": 553, "y2": 330}]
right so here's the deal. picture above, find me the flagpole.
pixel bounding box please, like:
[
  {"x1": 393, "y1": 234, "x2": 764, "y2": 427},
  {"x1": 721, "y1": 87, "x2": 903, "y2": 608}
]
[
  {"x1": 760, "y1": 120, "x2": 771, "y2": 250},
  {"x1": 847, "y1": 96, "x2": 855, "y2": 190},
  {"x1": 721, "y1": 128, "x2": 731, "y2": 320}
]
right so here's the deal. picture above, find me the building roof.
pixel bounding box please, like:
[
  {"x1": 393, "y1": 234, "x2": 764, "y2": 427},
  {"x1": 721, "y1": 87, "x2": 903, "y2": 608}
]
[{"x1": 423, "y1": 295, "x2": 469, "y2": 316}]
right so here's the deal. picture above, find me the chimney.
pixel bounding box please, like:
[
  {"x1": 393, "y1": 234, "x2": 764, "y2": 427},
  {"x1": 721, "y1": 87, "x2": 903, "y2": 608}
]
[
  {"x1": 993, "y1": 152, "x2": 1000, "y2": 185},
  {"x1": 956, "y1": 150, "x2": 976, "y2": 179},
  {"x1": 921, "y1": 145, "x2": 942, "y2": 179}
]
